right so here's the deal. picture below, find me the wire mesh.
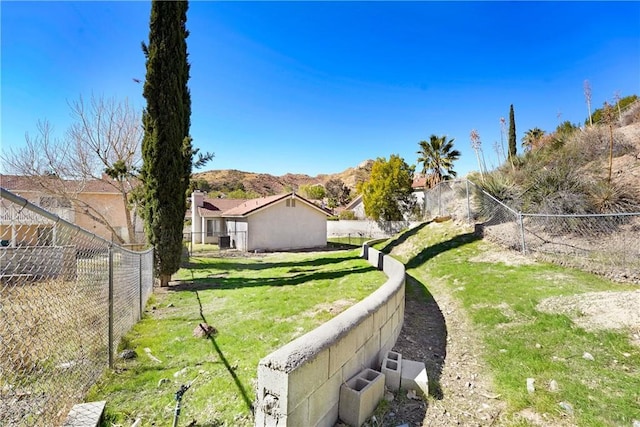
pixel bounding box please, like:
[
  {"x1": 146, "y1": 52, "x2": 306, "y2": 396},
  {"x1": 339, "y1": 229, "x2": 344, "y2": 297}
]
[
  {"x1": 1, "y1": 188, "x2": 154, "y2": 426},
  {"x1": 422, "y1": 180, "x2": 640, "y2": 283}
]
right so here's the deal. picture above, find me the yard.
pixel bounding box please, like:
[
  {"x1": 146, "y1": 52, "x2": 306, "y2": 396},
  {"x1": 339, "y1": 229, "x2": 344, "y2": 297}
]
[
  {"x1": 86, "y1": 221, "x2": 640, "y2": 427},
  {"x1": 87, "y1": 248, "x2": 387, "y2": 426}
]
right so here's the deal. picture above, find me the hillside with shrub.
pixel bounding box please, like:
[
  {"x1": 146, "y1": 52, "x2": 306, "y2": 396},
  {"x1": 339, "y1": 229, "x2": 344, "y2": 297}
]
[
  {"x1": 474, "y1": 97, "x2": 640, "y2": 215},
  {"x1": 192, "y1": 160, "x2": 373, "y2": 200}
]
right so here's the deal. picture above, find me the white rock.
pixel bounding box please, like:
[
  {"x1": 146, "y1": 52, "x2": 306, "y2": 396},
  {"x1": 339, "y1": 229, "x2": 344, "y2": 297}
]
[
  {"x1": 632, "y1": 419, "x2": 640, "y2": 427},
  {"x1": 526, "y1": 378, "x2": 535, "y2": 394},
  {"x1": 174, "y1": 367, "x2": 188, "y2": 377},
  {"x1": 549, "y1": 380, "x2": 559, "y2": 392},
  {"x1": 559, "y1": 401, "x2": 574, "y2": 415},
  {"x1": 582, "y1": 352, "x2": 595, "y2": 361}
]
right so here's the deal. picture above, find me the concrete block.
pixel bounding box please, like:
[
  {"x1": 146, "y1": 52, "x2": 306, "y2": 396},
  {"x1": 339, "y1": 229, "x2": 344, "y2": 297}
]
[
  {"x1": 339, "y1": 368, "x2": 385, "y2": 427},
  {"x1": 329, "y1": 332, "x2": 357, "y2": 376},
  {"x1": 341, "y1": 346, "x2": 366, "y2": 382},
  {"x1": 400, "y1": 359, "x2": 429, "y2": 397},
  {"x1": 381, "y1": 351, "x2": 402, "y2": 391},
  {"x1": 288, "y1": 349, "x2": 330, "y2": 405},
  {"x1": 308, "y1": 371, "x2": 342, "y2": 426},
  {"x1": 62, "y1": 401, "x2": 106, "y2": 427}
]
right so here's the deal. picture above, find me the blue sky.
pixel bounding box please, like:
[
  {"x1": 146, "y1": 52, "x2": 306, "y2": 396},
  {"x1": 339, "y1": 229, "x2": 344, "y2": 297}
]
[{"x1": 2, "y1": 1, "x2": 639, "y2": 178}]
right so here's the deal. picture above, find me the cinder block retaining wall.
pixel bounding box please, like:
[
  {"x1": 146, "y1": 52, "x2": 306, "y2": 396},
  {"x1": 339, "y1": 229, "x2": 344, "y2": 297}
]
[{"x1": 254, "y1": 242, "x2": 405, "y2": 427}]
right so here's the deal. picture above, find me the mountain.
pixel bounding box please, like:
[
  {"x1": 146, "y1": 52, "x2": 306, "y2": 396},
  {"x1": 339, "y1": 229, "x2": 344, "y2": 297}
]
[{"x1": 193, "y1": 159, "x2": 374, "y2": 197}]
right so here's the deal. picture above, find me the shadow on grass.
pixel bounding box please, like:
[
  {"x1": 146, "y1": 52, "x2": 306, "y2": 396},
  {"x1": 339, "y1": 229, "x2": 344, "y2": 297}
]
[
  {"x1": 193, "y1": 290, "x2": 254, "y2": 415},
  {"x1": 391, "y1": 228, "x2": 481, "y2": 402},
  {"x1": 379, "y1": 221, "x2": 431, "y2": 253},
  {"x1": 169, "y1": 265, "x2": 377, "y2": 292},
  {"x1": 183, "y1": 251, "x2": 361, "y2": 274},
  {"x1": 406, "y1": 231, "x2": 480, "y2": 270}
]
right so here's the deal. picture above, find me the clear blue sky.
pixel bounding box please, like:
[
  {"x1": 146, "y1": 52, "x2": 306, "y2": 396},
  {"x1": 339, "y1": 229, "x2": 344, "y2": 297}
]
[{"x1": 2, "y1": 1, "x2": 639, "y2": 177}]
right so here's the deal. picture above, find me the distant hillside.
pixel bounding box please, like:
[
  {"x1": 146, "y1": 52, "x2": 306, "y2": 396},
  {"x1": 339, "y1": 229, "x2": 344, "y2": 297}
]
[{"x1": 193, "y1": 159, "x2": 374, "y2": 197}]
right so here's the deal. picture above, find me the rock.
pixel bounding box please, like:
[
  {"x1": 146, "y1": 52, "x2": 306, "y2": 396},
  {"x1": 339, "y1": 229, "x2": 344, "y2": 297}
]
[
  {"x1": 549, "y1": 380, "x2": 559, "y2": 392},
  {"x1": 174, "y1": 367, "x2": 188, "y2": 377},
  {"x1": 193, "y1": 323, "x2": 217, "y2": 338},
  {"x1": 119, "y1": 349, "x2": 137, "y2": 360},
  {"x1": 559, "y1": 401, "x2": 574, "y2": 415},
  {"x1": 157, "y1": 378, "x2": 170, "y2": 387},
  {"x1": 535, "y1": 343, "x2": 542, "y2": 349},
  {"x1": 406, "y1": 389, "x2": 419, "y2": 400},
  {"x1": 632, "y1": 420, "x2": 640, "y2": 427},
  {"x1": 526, "y1": 378, "x2": 535, "y2": 394},
  {"x1": 582, "y1": 352, "x2": 595, "y2": 361},
  {"x1": 384, "y1": 391, "x2": 395, "y2": 402},
  {"x1": 167, "y1": 303, "x2": 174, "y2": 308},
  {"x1": 144, "y1": 347, "x2": 162, "y2": 363}
]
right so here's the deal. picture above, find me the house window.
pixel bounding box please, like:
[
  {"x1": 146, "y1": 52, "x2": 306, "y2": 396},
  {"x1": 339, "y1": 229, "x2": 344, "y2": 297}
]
[{"x1": 206, "y1": 220, "x2": 222, "y2": 236}]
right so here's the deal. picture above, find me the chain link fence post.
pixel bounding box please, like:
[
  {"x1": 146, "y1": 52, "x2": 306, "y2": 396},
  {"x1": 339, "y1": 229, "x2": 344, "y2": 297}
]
[
  {"x1": 108, "y1": 244, "x2": 114, "y2": 369},
  {"x1": 1, "y1": 187, "x2": 155, "y2": 425},
  {"x1": 519, "y1": 213, "x2": 527, "y2": 254}
]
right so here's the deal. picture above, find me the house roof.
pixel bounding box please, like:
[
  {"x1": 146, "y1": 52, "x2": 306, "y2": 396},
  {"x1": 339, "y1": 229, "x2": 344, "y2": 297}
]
[
  {"x1": 189, "y1": 198, "x2": 247, "y2": 218},
  {"x1": 344, "y1": 194, "x2": 363, "y2": 210},
  {"x1": 222, "y1": 192, "x2": 331, "y2": 217},
  {"x1": 1, "y1": 174, "x2": 127, "y2": 194},
  {"x1": 412, "y1": 175, "x2": 427, "y2": 189}
]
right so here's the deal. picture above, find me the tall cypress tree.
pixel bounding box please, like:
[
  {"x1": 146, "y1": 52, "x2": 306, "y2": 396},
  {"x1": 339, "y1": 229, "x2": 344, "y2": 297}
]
[
  {"x1": 141, "y1": 0, "x2": 192, "y2": 287},
  {"x1": 508, "y1": 104, "x2": 517, "y2": 162}
]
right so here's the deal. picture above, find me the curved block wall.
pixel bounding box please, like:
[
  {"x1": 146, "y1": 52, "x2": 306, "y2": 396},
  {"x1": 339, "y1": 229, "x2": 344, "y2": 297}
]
[{"x1": 254, "y1": 242, "x2": 405, "y2": 427}]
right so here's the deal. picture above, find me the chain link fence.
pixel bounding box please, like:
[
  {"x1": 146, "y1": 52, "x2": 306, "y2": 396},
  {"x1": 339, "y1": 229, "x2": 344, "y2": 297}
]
[
  {"x1": 1, "y1": 187, "x2": 154, "y2": 426},
  {"x1": 420, "y1": 179, "x2": 640, "y2": 283}
]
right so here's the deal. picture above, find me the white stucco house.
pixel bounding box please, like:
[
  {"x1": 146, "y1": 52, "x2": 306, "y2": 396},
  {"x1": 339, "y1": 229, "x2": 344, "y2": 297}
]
[
  {"x1": 343, "y1": 194, "x2": 366, "y2": 219},
  {"x1": 190, "y1": 191, "x2": 331, "y2": 252}
]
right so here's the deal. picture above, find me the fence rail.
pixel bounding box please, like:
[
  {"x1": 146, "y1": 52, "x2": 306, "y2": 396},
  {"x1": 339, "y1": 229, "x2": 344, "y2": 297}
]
[
  {"x1": 0, "y1": 187, "x2": 154, "y2": 426},
  {"x1": 421, "y1": 179, "x2": 640, "y2": 283}
]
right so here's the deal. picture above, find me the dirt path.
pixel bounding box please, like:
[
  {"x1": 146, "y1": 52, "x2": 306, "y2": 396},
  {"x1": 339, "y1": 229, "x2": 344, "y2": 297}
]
[{"x1": 379, "y1": 274, "x2": 507, "y2": 427}]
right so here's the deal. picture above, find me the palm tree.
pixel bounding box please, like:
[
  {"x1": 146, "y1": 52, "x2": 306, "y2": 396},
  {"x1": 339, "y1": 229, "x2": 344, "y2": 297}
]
[
  {"x1": 521, "y1": 127, "x2": 545, "y2": 151},
  {"x1": 416, "y1": 135, "x2": 461, "y2": 187}
]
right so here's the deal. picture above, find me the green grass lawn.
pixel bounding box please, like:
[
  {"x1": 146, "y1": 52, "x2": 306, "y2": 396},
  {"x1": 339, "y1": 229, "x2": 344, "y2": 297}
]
[
  {"x1": 385, "y1": 221, "x2": 640, "y2": 427},
  {"x1": 87, "y1": 249, "x2": 386, "y2": 426},
  {"x1": 88, "y1": 224, "x2": 639, "y2": 427}
]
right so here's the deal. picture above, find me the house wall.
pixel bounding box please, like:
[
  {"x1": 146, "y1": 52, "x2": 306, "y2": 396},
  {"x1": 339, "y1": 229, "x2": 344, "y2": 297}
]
[
  {"x1": 76, "y1": 192, "x2": 133, "y2": 242},
  {"x1": 5, "y1": 189, "x2": 136, "y2": 243},
  {"x1": 345, "y1": 198, "x2": 367, "y2": 220},
  {"x1": 246, "y1": 199, "x2": 327, "y2": 251},
  {"x1": 226, "y1": 219, "x2": 249, "y2": 251},
  {"x1": 254, "y1": 242, "x2": 405, "y2": 427}
]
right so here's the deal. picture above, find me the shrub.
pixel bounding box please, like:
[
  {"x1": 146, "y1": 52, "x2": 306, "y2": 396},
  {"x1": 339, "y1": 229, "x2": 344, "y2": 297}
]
[{"x1": 338, "y1": 210, "x2": 357, "y2": 220}]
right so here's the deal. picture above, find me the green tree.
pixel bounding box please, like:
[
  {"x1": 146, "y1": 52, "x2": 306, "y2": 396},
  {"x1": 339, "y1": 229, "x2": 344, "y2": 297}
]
[
  {"x1": 358, "y1": 155, "x2": 415, "y2": 221},
  {"x1": 521, "y1": 127, "x2": 545, "y2": 151},
  {"x1": 140, "y1": 0, "x2": 192, "y2": 287},
  {"x1": 416, "y1": 134, "x2": 461, "y2": 186},
  {"x1": 590, "y1": 94, "x2": 638, "y2": 124},
  {"x1": 325, "y1": 178, "x2": 351, "y2": 208},
  {"x1": 299, "y1": 184, "x2": 326, "y2": 200},
  {"x1": 508, "y1": 104, "x2": 517, "y2": 161}
]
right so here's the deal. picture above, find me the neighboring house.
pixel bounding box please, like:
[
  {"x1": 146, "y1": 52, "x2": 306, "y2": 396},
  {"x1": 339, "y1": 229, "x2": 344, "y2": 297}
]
[
  {"x1": 188, "y1": 191, "x2": 246, "y2": 245},
  {"x1": 343, "y1": 194, "x2": 366, "y2": 219},
  {"x1": 0, "y1": 174, "x2": 142, "y2": 246},
  {"x1": 190, "y1": 191, "x2": 331, "y2": 252},
  {"x1": 412, "y1": 175, "x2": 428, "y2": 214}
]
